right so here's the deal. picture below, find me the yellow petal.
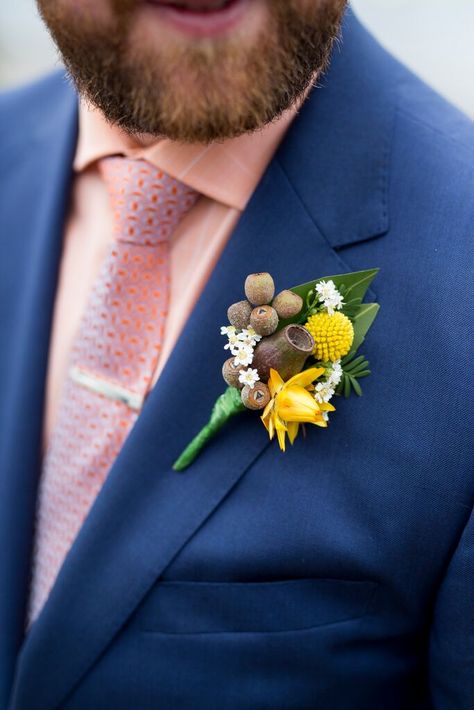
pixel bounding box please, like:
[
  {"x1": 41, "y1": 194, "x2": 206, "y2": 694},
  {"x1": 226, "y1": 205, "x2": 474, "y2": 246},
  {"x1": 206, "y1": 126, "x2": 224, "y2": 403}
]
[
  {"x1": 285, "y1": 367, "x2": 326, "y2": 390},
  {"x1": 262, "y1": 399, "x2": 274, "y2": 420},
  {"x1": 274, "y1": 415, "x2": 288, "y2": 432},
  {"x1": 314, "y1": 419, "x2": 328, "y2": 428},
  {"x1": 318, "y1": 402, "x2": 336, "y2": 412},
  {"x1": 268, "y1": 417, "x2": 275, "y2": 439},
  {"x1": 261, "y1": 410, "x2": 275, "y2": 440},
  {"x1": 276, "y1": 427, "x2": 286, "y2": 452},
  {"x1": 277, "y1": 386, "x2": 321, "y2": 423},
  {"x1": 287, "y1": 421, "x2": 300, "y2": 445},
  {"x1": 268, "y1": 368, "x2": 284, "y2": 397}
]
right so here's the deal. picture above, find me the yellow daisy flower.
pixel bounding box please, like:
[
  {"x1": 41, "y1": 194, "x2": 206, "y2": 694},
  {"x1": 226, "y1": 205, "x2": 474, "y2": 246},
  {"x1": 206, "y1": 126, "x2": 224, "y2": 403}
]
[{"x1": 261, "y1": 367, "x2": 336, "y2": 452}]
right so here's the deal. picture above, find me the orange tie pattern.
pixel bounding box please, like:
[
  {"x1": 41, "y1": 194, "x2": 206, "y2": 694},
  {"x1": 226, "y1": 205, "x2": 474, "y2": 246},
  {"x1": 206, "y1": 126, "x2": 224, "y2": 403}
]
[{"x1": 28, "y1": 158, "x2": 198, "y2": 624}]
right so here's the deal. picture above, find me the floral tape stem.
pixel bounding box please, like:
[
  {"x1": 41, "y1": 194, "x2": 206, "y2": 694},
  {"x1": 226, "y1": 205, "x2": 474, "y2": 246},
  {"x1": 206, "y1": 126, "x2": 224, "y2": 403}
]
[{"x1": 173, "y1": 387, "x2": 245, "y2": 471}]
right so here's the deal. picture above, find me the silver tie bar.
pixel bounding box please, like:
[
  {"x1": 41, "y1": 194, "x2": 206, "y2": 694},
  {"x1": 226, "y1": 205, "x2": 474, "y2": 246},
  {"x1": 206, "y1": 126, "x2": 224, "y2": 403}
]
[{"x1": 69, "y1": 365, "x2": 145, "y2": 411}]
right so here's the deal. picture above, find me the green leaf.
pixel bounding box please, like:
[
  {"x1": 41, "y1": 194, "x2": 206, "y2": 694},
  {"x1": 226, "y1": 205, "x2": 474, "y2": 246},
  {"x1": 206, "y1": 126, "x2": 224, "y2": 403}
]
[
  {"x1": 349, "y1": 363, "x2": 371, "y2": 375},
  {"x1": 347, "y1": 360, "x2": 370, "y2": 374},
  {"x1": 344, "y1": 355, "x2": 366, "y2": 371},
  {"x1": 278, "y1": 268, "x2": 379, "y2": 331},
  {"x1": 342, "y1": 296, "x2": 363, "y2": 319},
  {"x1": 344, "y1": 376, "x2": 351, "y2": 398},
  {"x1": 341, "y1": 352, "x2": 355, "y2": 366},
  {"x1": 290, "y1": 268, "x2": 379, "y2": 306},
  {"x1": 350, "y1": 303, "x2": 380, "y2": 356},
  {"x1": 350, "y1": 376, "x2": 363, "y2": 396},
  {"x1": 336, "y1": 352, "x2": 372, "y2": 399}
]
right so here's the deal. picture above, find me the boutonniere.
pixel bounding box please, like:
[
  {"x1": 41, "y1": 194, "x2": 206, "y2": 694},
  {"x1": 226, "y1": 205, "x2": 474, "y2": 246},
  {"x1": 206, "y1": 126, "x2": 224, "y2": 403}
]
[{"x1": 173, "y1": 269, "x2": 379, "y2": 471}]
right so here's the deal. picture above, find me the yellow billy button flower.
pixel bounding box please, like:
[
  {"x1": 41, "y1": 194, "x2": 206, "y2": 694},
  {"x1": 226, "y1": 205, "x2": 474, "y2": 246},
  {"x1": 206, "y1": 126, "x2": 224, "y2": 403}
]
[
  {"x1": 305, "y1": 312, "x2": 354, "y2": 362},
  {"x1": 261, "y1": 368, "x2": 335, "y2": 452}
]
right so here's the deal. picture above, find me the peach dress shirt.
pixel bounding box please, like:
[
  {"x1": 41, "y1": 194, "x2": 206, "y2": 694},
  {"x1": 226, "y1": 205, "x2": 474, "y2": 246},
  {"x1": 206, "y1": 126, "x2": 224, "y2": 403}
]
[{"x1": 42, "y1": 102, "x2": 298, "y2": 450}]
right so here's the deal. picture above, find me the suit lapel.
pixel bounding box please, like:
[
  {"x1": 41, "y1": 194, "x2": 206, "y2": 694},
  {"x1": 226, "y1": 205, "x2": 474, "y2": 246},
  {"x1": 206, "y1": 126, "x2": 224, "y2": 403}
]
[
  {"x1": 10, "y1": 11, "x2": 396, "y2": 709},
  {"x1": 0, "y1": 79, "x2": 78, "y2": 707}
]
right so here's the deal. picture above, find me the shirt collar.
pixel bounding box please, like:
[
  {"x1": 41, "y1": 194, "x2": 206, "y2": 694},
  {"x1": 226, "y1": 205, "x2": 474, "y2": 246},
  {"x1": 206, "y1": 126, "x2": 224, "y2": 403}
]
[{"x1": 74, "y1": 99, "x2": 301, "y2": 211}]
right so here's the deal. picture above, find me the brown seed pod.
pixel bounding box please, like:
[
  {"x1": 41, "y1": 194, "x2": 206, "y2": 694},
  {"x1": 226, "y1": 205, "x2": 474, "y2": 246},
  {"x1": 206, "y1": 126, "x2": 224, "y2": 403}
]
[
  {"x1": 227, "y1": 300, "x2": 253, "y2": 330},
  {"x1": 252, "y1": 324, "x2": 314, "y2": 382},
  {"x1": 244, "y1": 273, "x2": 275, "y2": 306},
  {"x1": 272, "y1": 290, "x2": 303, "y2": 319},
  {"x1": 241, "y1": 382, "x2": 271, "y2": 410},
  {"x1": 250, "y1": 305, "x2": 279, "y2": 336},
  {"x1": 222, "y1": 357, "x2": 244, "y2": 388}
]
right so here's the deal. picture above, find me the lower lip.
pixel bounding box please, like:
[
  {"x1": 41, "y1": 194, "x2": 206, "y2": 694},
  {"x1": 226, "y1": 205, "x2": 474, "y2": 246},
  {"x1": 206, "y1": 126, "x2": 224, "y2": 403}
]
[{"x1": 145, "y1": 0, "x2": 250, "y2": 38}]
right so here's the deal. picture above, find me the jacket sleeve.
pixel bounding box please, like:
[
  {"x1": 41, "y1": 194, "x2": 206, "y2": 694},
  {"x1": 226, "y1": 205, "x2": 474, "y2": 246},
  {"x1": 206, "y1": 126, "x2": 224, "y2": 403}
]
[{"x1": 429, "y1": 505, "x2": 474, "y2": 708}]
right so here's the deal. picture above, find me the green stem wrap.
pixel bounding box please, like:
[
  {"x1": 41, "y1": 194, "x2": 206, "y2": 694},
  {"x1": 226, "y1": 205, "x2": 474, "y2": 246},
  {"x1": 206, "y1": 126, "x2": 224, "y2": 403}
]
[{"x1": 173, "y1": 386, "x2": 246, "y2": 471}]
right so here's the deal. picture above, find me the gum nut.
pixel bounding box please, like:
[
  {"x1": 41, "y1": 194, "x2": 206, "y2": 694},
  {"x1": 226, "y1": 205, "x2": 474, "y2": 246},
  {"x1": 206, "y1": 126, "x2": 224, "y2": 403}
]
[
  {"x1": 250, "y1": 305, "x2": 279, "y2": 336},
  {"x1": 222, "y1": 357, "x2": 244, "y2": 388},
  {"x1": 244, "y1": 273, "x2": 275, "y2": 306},
  {"x1": 272, "y1": 290, "x2": 303, "y2": 319},
  {"x1": 227, "y1": 300, "x2": 253, "y2": 329},
  {"x1": 241, "y1": 382, "x2": 271, "y2": 410}
]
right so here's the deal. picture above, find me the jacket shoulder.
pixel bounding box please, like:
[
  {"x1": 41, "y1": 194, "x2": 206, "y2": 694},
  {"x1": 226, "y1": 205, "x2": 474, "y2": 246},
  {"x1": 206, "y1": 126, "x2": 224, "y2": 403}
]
[
  {"x1": 394, "y1": 67, "x2": 474, "y2": 169},
  {"x1": 0, "y1": 71, "x2": 74, "y2": 155},
  {"x1": 388, "y1": 61, "x2": 474, "y2": 243},
  {"x1": 0, "y1": 70, "x2": 70, "y2": 112}
]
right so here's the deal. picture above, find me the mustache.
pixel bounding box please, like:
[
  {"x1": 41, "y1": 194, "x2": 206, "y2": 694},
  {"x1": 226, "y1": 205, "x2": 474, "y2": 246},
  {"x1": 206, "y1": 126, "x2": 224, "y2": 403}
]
[{"x1": 111, "y1": 0, "x2": 143, "y2": 15}]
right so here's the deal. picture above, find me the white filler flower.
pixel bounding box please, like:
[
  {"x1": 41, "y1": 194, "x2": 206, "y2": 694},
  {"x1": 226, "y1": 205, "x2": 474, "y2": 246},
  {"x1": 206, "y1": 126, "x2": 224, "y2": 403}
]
[
  {"x1": 224, "y1": 331, "x2": 241, "y2": 352},
  {"x1": 328, "y1": 360, "x2": 343, "y2": 386},
  {"x1": 316, "y1": 280, "x2": 344, "y2": 315},
  {"x1": 314, "y1": 381, "x2": 335, "y2": 404},
  {"x1": 238, "y1": 368, "x2": 260, "y2": 389},
  {"x1": 233, "y1": 343, "x2": 254, "y2": 367},
  {"x1": 238, "y1": 327, "x2": 262, "y2": 346},
  {"x1": 220, "y1": 325, "x2": 237, "y2": 337}
]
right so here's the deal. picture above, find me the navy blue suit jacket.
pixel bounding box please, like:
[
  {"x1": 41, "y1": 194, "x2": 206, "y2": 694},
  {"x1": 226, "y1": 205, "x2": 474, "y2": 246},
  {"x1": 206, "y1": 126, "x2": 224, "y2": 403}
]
[{"x1": 1, "y1": 10, "x2": 473, "y2": 709}]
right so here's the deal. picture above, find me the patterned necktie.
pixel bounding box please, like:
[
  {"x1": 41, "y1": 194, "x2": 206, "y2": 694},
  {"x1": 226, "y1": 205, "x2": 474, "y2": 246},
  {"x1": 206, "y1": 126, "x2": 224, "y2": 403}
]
[{"x1": 28, "y1": 158, "x2": 198, "y2": 624}]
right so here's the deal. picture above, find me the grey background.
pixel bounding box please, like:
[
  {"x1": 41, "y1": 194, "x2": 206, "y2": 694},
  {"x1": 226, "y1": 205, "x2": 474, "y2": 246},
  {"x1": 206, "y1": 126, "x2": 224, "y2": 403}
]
[{"x1": 1, "y1": 0, "x2": 473, "y2": 117}]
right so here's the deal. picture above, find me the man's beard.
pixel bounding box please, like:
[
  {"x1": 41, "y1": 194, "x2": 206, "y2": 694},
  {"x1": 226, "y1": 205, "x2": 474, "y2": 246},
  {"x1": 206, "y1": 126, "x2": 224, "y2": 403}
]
[{"x1": 37, "y1": 0, "x2": 347, "y2": 143}]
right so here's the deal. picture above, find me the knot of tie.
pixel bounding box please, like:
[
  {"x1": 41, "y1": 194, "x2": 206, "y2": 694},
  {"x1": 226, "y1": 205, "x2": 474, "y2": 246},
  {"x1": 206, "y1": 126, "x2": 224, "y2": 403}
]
[{"x1": 98, "y1": 156, "x2": 198, "y2": 246}]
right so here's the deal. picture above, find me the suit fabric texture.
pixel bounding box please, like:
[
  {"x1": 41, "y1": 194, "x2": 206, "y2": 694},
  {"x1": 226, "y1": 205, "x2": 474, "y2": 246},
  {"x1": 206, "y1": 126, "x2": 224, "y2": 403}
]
[{"x1": 0, "y1": 10, "x2": 473, "y2": 710}]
